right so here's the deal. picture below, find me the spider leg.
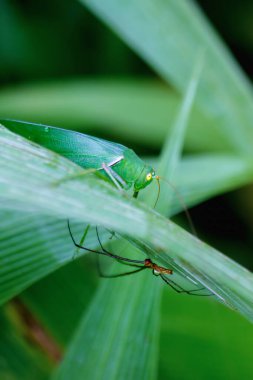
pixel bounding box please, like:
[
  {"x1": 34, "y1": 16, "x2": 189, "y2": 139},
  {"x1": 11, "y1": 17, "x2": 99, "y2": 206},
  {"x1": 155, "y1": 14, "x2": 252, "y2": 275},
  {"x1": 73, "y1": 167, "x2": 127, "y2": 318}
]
[
  {"x1": 96, "y1": 254, "x2": 147, "y2": 278},
  {"x1": 67, "y1": 221, "x2": 145, "y2": 265},
  {"x1": 160, "y1": 275, "x2": 213, "y2": 296}
]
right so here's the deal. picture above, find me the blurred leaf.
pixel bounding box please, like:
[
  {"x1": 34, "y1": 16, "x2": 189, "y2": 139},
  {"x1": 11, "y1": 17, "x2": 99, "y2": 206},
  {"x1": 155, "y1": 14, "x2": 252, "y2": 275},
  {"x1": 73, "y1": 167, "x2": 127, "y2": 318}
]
[
  {"x1": 154, "y1": 53, "x2": 202, "y2": 213},
  {"x1": 0, "y1": 306, "x2": 51, "y2": 380},
  {"x1": 53, "y1": 268, "x2": 161, "y2": 380},
  {"x1": 20, "y1": 256, "x2": 98, "y2": 347},
  {"x1": 81, "y1": 0, "x2": 253, "y2": 154},
  {"x1": 0, "y1": 79, "x2": 235, "y2": 152},
  {"x1": 159, "y1": 290, "x2": 253, "y2": 379},
  {"x1": 146, "y1": 153, "x2": 253, "y2": 214},
  {"x1": 172, "y1": 154, "x2": 253, "y2": 213}
]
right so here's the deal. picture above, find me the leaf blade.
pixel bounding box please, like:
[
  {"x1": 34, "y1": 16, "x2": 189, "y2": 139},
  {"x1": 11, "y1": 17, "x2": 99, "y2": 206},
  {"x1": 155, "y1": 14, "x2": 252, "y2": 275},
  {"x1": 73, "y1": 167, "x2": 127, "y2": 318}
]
[
  {"x1": 1, "y1": 124, "x2": 253, "y2": 320},
  {"x1": 80, "y1": 0, "x2": 253, "y2": 154},
  {"x1": 53, "y1": 268, "x2": 161, "y2": 380}
]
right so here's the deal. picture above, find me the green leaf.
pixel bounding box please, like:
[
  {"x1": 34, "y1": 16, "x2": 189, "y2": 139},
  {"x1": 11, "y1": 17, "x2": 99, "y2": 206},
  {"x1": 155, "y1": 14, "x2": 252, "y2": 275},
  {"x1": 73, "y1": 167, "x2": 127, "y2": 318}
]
[
  {"x1": 53, "y1": 268, "x2": 161, "y2": 380},
  {"x1": 20, "y1": 257, "x2": 98, "y2": 347},
  {"x1": 0, "y1": 211, "x2": 106, "y2": 305},
  {"x1": 0, "y1": 306, "x2": 51, "y2": 380},
  {"x1": 154, "y1": 52, "x2": 203, "y2": 213},
  {"x1": 80, "y1": 0, "x2": 253, "y2": 154},
  {"x1": 1, "y1": 123, "x2": 253, "y2": 321},
  {"x1": 159, "y1": 291, "x2": 253, "y2": 379},
  {"x1": 0, "y1": 79, "x2": 238, "y2": 152},
  {"x1": 172, "y1": 154, "x2": 253, "y2": 213}
]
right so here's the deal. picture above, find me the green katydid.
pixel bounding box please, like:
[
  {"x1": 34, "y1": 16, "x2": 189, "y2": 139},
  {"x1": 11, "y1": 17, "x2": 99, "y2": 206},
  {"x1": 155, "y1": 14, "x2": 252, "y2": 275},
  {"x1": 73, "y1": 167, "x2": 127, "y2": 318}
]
[
  {"x1": 2, "y1": 118, "x2": 194, "y2": 233},
  {"x1": 1, "y1": 119, "x2": 157, "y2": 198}
]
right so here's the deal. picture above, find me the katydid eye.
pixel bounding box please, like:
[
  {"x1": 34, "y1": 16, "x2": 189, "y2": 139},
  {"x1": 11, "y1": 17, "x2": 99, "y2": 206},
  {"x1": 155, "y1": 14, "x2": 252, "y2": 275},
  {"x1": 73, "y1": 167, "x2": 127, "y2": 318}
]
[{"x1": 146, "y1": 173, "x2": 152, "y2": 181}]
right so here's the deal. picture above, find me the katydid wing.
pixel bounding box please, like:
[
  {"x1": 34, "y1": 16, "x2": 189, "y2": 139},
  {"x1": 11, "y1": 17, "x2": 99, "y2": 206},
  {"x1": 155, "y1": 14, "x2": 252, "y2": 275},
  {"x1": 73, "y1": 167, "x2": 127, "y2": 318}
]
[{"x1": 1, "y1": 119, "x2": 155, "y2": 194}]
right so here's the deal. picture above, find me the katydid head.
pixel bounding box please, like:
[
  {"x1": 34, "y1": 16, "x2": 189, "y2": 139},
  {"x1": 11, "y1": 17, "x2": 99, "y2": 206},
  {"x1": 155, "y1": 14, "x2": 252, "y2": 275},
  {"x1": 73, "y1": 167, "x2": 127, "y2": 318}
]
[{"x1": 134, "y1": 165, "x2": 155, "y2": 191}]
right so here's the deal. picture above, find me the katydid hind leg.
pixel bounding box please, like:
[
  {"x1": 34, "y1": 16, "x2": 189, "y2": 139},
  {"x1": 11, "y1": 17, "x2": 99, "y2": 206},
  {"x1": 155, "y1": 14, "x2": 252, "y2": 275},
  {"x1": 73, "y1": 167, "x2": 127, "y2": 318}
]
[
  {"x1": 102, "y1": 163, "x2": 126, "y2": 190},
  {"x1": 107, "y1": 156, "x2": 124, "y2": 167}
]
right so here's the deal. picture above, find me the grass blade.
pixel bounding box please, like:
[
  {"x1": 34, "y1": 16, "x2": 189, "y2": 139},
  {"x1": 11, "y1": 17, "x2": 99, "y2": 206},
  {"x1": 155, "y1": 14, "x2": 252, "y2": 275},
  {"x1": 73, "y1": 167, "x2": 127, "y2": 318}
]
[
  {"x1": 154, "y1": 53, "x2": 202, "y2": 213},
  {"x1": 1, "y1": 124, "x2": 253, "y2": 321},
  {"x1": 0, "y1": 211, "x2": 105, "y2": 305},
  {"x1": 53, "y1": 265, "x2": 161, "y2": 380},
  {"x1": 81, "y1": 0, "x2": 253, "y2": 154}
]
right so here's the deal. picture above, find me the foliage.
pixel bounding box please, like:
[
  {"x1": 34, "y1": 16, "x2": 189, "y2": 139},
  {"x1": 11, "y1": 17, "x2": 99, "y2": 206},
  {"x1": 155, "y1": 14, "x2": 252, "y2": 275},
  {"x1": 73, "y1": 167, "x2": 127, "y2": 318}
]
[{"x1": 0, "y1": 1, "x2": 253, "y2": 379}]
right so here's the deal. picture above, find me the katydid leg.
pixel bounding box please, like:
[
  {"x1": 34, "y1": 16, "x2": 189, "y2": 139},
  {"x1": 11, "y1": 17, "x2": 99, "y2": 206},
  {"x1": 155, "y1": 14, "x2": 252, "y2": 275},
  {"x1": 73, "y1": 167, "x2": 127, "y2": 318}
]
[{"x1": 102, "y1": 163, "x2": 126, "y2": 190}]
